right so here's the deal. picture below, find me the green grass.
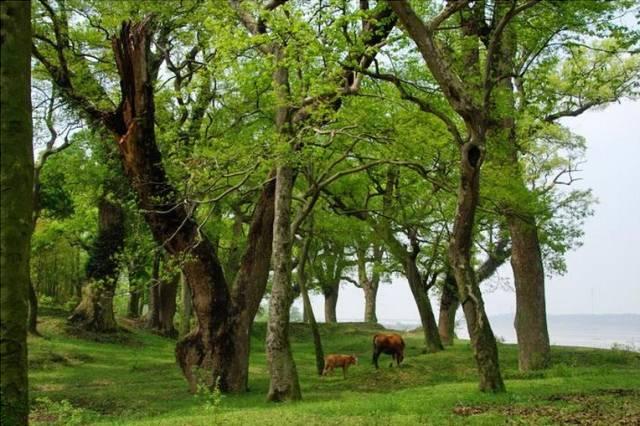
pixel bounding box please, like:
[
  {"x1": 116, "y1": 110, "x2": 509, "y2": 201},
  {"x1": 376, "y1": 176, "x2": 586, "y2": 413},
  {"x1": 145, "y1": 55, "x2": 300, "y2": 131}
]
[{"x1": 28, "y1": 308, "x2": 640, "y2": 425}]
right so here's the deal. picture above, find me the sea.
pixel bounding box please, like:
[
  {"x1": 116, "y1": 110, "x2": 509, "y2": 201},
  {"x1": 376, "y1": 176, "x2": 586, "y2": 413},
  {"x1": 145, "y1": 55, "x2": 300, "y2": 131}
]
[{"x1": 378, "y1": 314, "x2": 640, "y2": 351}]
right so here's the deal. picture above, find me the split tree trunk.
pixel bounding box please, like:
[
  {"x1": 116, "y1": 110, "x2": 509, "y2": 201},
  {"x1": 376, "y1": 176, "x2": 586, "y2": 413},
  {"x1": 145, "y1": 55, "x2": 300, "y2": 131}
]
[
  {"x1": 266, "y1": 164, "x2": 301, "y2": 402},
  {"x1": 323, "y1": 283, "x2": 339, "y2": 323},
  {"x1": 508, "y1": 214, "x2": 550, "y2": 371},
  {"x1": 438, "y1": 272, "x2": 458, "y2": 346},
  {"x1": 0, "y1": 2, "x2": 33, "y2": 423},
  {"x1": 68, "y1": 198, "x2": 125, "y2": 332}
]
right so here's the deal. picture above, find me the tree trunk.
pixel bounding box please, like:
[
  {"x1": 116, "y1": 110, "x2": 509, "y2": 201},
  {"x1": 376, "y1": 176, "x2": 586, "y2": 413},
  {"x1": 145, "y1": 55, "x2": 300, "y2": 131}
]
[
  {"x1": 112, "y1": 21, "x2": 238, "y2": 393},
  {"x1": 438, "y1": 272, "x2": 458, "y2": 346},
  {"x1": 180, "y1": 273, "x2": 192, "y2": 336},
  {"x1": 357, "y1": 244, "x2": 381, "y2": 323},
  {"x1": 226, "y1": 172, "x2": 276, "y2": 392},
  {"x1": 266, "y1": 164, "x2": 301, "y2": 402},
  {"x1": 68, "y1": 198, "x2": 124, "y2": 332},
  {"x1": 404, "y1": 256, "x2": 443, "y2": 353},
  {"x1": 146, "y1": 254, "x2": 178, "y2": 337},
  {"x1": 508, "y1": 214, "x2": 550, "y2": 371},
  {"x1": 0, "y1": 2, "x2": 33, "y2": 423},
  {"x1": 147, "y1": 252, "x2": 161, "y2": 329},
  {"x1": 157, "y1": 272, "x2": 179, "y2": 338},
  {"x1": 298, "y1": 234, "x2": 324, "y2": 375},
  {"x1": 28, "y1": 277, "x2": 41, "y2": 335},
  {"x1": 323, "y1": 283, "x2": 339, "y2": 323},
  {"x1": 448, "y1": 141, "x2": 505, "y2": 393},
  {"x1": 363, "y1": 285, "x2": 378, "y2": 324},
  {"x1": 127, "y1": 268, "x2": 141, "y2": 319}
]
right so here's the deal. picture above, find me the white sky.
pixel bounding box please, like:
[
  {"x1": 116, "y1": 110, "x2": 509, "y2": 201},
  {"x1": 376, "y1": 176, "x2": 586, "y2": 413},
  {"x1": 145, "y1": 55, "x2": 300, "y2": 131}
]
[{"x1": 299, "y1": 100, "x2": 640, "y2": 321}]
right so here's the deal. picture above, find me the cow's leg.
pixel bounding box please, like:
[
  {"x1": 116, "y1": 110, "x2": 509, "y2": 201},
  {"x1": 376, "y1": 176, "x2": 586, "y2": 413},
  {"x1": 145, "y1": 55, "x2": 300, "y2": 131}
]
[
  {"x1": 342, "y1": 366, "x2": 347, "y2": 378},
  {"x1": 373, "y1": 350, "x2": 380, "y2": 369}
]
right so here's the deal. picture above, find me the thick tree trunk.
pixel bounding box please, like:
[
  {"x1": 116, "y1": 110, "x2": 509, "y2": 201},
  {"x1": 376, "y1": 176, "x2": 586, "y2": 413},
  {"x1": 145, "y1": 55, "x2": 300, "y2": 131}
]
[
  {"x1": 449, "y1": 141, "x2": 505, "y2": 393},
  {"x1": 508, "y1": 214, "x2": 550, "y2": 371},
  {"x1": 68, "y1": 198, "x2": 124, "y2": 332},
  {"x1": 0, "y1": 2, "x2": 33, "y2": 423},
  {"x1": 438, "y1": 272, "x2": 458, "y2": 346},
  {"x1": 266, "y1": 164, "x2": 301, "y2": 402},
  {"x1": 323, "y1": 283, "x2": 339, "y2": 323},
  {"x1": 112, "y1": 21, "x2": 236, "y2": 392},
  {"x1": 363, "y1": 285, "x2": 378, "y2": 324}
]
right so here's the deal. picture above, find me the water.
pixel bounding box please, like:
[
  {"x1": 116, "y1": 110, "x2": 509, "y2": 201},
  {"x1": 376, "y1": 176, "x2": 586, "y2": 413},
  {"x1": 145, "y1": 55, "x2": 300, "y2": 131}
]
[{"x1": 379, "y1": 314, "x2": 640, "y2": 351}]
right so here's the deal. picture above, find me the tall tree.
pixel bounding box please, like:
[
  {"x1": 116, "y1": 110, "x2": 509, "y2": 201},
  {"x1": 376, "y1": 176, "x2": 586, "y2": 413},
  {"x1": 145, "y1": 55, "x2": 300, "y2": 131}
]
[{"x1": 0, "y1": 1, "x2": 33, "y2": 424}]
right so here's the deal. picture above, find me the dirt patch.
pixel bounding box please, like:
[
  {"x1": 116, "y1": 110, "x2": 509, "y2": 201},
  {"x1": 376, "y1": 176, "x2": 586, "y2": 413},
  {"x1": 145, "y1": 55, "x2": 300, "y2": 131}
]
[{"x1": 453, "y1": 388, "x2": 640, "y2": 424}]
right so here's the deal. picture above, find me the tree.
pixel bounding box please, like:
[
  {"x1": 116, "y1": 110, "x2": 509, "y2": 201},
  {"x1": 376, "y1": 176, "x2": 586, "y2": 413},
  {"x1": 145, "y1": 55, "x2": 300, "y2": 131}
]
[{"x1": 1, "y1": 1, "x2": 33, "y2": 423}]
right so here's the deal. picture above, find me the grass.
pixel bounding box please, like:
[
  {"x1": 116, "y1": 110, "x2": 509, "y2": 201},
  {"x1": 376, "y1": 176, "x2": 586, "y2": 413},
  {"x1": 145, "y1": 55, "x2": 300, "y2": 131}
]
[{"x1": 28, "y1": 307, "x2": 640, "y2": 425}]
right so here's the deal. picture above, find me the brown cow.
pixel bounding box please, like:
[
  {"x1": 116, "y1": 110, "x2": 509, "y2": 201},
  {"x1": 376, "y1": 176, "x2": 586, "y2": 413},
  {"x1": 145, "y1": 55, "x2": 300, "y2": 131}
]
[
  {"x1": 372, "y1": 333, "x2": 405, "y2": 369},
  {"x1": 323, "y1": 354, "x2": 358, "y2": 378}
]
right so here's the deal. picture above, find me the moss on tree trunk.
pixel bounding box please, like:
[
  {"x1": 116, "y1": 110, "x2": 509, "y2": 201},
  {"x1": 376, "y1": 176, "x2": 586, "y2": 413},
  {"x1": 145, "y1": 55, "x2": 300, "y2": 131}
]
[{"x1": 0, "y1": 2, "x2": 33, "y2": 423}]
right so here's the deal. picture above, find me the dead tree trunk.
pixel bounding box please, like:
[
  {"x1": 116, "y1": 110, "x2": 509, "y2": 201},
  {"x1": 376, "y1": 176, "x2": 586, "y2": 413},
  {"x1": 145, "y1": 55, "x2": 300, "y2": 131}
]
[{"x1": 68, "y1": 198, "x2": 125, "y2": 332}]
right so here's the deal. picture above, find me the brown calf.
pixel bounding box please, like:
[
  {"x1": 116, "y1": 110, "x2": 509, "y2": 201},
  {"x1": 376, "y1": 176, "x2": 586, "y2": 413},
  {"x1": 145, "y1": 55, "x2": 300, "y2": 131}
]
[
  {"x1": 372, "y1": 333, "x2": 405, "y2": 369},
  {"x1": 323, "y1": 354, "x2": 358, "y2": 378}
]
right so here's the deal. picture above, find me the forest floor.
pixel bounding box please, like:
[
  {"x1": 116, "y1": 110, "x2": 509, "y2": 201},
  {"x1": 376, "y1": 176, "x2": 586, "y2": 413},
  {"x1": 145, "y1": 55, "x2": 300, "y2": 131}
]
[{"x1": 28, "y1": 307, "x2": 640, "y2": 425}]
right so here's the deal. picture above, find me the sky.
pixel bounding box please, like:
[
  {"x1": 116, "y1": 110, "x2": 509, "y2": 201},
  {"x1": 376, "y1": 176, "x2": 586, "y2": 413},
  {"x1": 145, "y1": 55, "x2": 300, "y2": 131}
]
[{"x1": 297, "y1": 100, "x2": 640, "y2": 321}]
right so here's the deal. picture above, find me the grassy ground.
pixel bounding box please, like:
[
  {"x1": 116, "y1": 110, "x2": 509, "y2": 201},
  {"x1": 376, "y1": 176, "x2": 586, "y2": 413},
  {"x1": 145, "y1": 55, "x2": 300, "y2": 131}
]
[{"x1": 28, "y1": 307, "x2": 640, "y2": 425}]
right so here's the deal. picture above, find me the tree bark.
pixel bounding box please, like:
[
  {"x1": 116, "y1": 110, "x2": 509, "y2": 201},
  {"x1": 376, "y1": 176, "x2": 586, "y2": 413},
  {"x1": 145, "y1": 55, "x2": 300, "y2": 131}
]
[
  {"x1": 266, "y1": 164, "x2": 301, "y2": 402},
  {"x1": 404, "y1": 255, "x2": 443, "y2": 353},
  {"x1": 147, "y1": 252, "x2": 161, "y2": 328},
  {"x1": 298, "y1": 233, "x2": 324, "y2": 375},
  {"x1": 111, "y1": 21, "x2": 237, "y2": 392},
  {"x1": 357, "y1": 244, "x2": 381, "y2": 324},
  {"x1": 508, "y1": 214, "x2": 550, "y2": 370},
  {"x1": 28, "y1": 277, "x2": 41, "y2": 335},
  {"x1": 1, "y1": 2, "x2": 33, "y2": 423},
  {"x1": 438, "y1": 272, "x2": 458, "y2": 346},
  {"x1": 449, "y1": 141, "x2": 505, "y2": 393},
  {"x1": 146, "y1": 254, "x2": 178, "y2": 337},
  {"x1": 323, "y1": 282, "x2": 339, "y2": 323},
  {"x1": 68, "y1": 198, "x2": 125, "y2": 332},
  {"x1": 180, "y1": 273, "x2": 192, "y2": 336}
]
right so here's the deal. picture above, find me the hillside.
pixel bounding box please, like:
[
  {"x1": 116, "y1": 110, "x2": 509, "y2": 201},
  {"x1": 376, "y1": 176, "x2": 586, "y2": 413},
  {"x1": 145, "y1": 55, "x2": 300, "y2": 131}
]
[{"x1": 29, "y1": 308, "x2": 640, "y2": 425}]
